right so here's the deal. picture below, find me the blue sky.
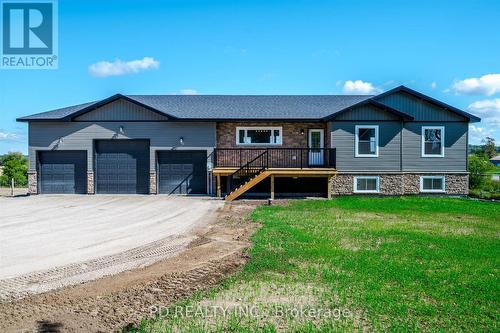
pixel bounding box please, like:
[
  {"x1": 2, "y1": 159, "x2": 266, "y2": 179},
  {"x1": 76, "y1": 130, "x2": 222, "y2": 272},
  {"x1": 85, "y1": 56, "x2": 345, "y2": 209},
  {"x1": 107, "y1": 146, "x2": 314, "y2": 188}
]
[{"x1": 1, "y1": 0, "x2": 499, "y2": 154}]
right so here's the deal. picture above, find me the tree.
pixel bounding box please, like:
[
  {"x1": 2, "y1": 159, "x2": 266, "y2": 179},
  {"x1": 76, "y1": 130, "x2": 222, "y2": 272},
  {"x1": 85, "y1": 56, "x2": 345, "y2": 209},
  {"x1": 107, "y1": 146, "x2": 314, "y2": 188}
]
[
  {"x1": 483, "y1": 136, "x2": 496, "y2": 159},
  {"x1": 468, "y1": 154, "x2": 495, "y2": 188},
  {"x1": 0, "y1": 152, "x2": 28, "y2": 187}
]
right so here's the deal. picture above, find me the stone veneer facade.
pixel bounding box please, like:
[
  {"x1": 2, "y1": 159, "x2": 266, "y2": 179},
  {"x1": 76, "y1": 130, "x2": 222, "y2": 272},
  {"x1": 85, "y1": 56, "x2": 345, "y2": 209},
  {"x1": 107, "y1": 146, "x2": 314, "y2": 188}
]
[
  {"x1": 149, "y1": 171, "x2": 157, "y2": 194},
  {"x1": 87, "y1": 171, "x2": 94, "y2": 194},
  {"x1": 332, "y1": 173, "x2": 469, "y2": 195},
  {"x1": 28, "y1": 171, "x2": 37, "y2": 195}
]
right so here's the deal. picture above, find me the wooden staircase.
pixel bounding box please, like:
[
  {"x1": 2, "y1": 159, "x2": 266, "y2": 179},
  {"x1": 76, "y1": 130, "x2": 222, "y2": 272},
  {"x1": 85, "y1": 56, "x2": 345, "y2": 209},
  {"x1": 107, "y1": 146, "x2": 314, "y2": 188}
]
[{"x1": 225, "y1": 170, "x2": 270, "y2": 201}]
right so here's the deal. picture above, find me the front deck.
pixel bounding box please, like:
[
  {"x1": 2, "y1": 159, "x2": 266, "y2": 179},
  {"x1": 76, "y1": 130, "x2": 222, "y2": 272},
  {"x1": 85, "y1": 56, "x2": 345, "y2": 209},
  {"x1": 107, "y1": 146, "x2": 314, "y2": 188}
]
[{"x1": 213, "y1": 148, "x2": 337, "y2": 200}]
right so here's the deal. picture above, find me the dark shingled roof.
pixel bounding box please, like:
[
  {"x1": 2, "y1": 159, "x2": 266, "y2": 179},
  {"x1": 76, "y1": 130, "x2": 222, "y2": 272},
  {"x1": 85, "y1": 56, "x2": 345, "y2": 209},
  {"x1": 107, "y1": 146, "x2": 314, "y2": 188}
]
[
  {"x1": 17, "y1": 95, "x2": 373, "y2": 121},
  {"x1": 17, "y1": 101, "x2": 98, "y2": 121},
  {"x1": 15, "y1": 86, "x2": 481, "y2": 122}
]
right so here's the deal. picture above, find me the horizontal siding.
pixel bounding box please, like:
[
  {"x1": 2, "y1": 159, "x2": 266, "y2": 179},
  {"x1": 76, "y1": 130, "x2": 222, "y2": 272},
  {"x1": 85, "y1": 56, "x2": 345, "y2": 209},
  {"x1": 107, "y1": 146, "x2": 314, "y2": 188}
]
[
  {"x1": 74, "y1": 100, "x2": 169, "y2": 121},
  {"x1": 378, "y1": 91, "x2": 466, "y2": 121},
  {"x1": 331, "y1": 121, "x2": 402, "y2": 172},
  {"x1": 334, "y1": 105, "x2": 400, "y2": 121},
  {"x1": 402, "y1": 122, "x2": 467, "y2": 172},
  {"x1": 29, "y1": 122, "x2": 216, "y2": 171}
]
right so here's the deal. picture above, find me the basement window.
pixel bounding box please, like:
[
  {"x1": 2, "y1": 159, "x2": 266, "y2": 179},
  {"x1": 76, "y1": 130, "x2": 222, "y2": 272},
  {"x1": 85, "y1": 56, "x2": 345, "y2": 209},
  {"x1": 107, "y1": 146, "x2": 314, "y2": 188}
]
[
  {"x1": 354, "y1": 176, "x2": 380, "y2": 193},
  {"x1": 422, "y1": 126, "x2": 444, "y2": 157},
  {"x1": 420, "y1": 176, "x2": 445, "y2": 193},
  {"x1": 355, "y1": 125, "x2": 379, "y2": 157},
  {"x1": 236, "y1": 127, "x2": 282, "y2": 145}
]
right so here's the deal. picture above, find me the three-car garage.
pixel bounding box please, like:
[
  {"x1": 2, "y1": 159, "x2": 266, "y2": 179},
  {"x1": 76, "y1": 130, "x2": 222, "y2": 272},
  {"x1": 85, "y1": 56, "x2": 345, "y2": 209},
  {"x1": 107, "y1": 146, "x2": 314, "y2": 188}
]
[{"x1": 36, "y1": 141, "x2": 208, "y2": 195}]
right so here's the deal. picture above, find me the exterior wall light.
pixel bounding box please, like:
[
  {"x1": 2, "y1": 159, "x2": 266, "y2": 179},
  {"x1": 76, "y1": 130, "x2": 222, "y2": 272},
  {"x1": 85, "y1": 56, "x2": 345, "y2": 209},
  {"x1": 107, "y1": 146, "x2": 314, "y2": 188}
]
[
  {"x1": 179, "y1": 137, "x2": 184, "y2": 145},
  {"x1": 119, "y1": 125, "x2": 124, "y2": 134},
  {"x1": 300, "y1": 129, "x2": 305, "y2": 135}
]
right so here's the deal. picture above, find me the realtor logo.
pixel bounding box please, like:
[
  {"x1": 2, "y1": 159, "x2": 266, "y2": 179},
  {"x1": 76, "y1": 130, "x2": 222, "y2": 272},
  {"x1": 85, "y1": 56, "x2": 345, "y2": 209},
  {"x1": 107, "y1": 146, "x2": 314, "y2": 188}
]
[{"x1": 1, "y1": 0, "x2": 58, "y2": 69}]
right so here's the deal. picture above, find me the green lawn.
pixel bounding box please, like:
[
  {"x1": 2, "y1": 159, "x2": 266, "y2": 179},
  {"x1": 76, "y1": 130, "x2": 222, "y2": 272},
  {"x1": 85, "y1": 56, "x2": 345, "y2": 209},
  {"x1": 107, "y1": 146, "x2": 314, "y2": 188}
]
[{"x1": 133, "y1": 197, "x2": 499, "y2": 332}]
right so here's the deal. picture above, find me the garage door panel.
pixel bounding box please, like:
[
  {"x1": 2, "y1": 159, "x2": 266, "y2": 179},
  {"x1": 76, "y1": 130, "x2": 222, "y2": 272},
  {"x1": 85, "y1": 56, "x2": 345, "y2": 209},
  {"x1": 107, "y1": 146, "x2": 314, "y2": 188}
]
[
  {"x1": 95, "y1": 140, "x2": 149, "y2": 194},
  {"x1": 158, "y1": 151, "x2": 207, "y2": 195},
  {"x1": 38, "y1": 151, "x2": 87, "y2": 194}
]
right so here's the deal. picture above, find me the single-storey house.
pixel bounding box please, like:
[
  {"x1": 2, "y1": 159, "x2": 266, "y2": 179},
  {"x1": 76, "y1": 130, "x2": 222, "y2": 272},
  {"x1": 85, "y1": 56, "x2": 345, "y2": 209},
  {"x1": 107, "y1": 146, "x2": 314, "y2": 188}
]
[
  {"x1": 490, "y1": 155, "x2": 500, "y2": 167},
  {"x1": 17, "y1": 86, "x2": 480, "y2": 200}
]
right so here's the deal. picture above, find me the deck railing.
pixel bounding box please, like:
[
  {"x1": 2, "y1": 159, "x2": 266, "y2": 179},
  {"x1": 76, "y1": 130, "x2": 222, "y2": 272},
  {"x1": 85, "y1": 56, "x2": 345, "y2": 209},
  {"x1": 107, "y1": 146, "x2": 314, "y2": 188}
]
[{"x1": 214, "y1": 148, "x2": 336, "y2": 169}]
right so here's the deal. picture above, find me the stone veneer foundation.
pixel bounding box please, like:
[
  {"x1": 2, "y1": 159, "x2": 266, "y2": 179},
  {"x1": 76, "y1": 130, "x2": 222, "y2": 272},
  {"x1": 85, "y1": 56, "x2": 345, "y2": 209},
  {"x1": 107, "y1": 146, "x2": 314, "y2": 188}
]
[
  {"x1": 28, "y1": 171, "x2": 37, "y2": 195},
  {"x1": 149, "y1": 171, "x2": 157, "y2": 194},
  {"x1": 332, "y1": 173, "x2": 468, "y2": 195}
]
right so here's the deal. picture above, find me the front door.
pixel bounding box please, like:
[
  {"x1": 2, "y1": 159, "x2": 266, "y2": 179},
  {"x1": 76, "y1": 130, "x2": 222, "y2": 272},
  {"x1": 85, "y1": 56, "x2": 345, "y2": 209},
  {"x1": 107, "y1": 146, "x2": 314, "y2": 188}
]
[{"x1": 308, "y1": 129, "x2": 324, "y2": 166}]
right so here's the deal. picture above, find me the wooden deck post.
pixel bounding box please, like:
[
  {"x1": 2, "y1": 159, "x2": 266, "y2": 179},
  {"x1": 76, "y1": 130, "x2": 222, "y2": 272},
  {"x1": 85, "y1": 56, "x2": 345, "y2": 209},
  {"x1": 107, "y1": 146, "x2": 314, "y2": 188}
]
[
  {"x1": 270, "y1": 174, "x2": 275, "y2": 200},
  {"x1": 216, "y1": 174, "x2": 221, "y2": 198},
  {"x1": 327, "y1": 175, "x2": 332, "y2": 199}
]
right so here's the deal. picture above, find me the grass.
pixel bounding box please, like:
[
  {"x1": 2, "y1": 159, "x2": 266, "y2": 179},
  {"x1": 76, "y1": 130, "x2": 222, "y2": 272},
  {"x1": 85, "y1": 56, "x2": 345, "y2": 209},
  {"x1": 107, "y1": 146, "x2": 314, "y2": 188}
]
[{"x1": 130, "y1": 197, "x2": 499, "y2": 332}]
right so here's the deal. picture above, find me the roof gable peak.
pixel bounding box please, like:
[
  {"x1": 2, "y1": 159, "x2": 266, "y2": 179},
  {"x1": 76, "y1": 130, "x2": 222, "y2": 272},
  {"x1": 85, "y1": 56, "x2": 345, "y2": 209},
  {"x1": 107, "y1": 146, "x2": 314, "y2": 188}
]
[{"x1": 373, "y1": 85, "x2": 480, "y2": 122}]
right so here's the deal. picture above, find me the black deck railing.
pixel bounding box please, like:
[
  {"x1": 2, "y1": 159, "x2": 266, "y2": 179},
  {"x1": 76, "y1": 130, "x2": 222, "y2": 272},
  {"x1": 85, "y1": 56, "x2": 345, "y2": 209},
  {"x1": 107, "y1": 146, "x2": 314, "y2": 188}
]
[
  {"x1": 227, "y1": 150, "x2": 268, "y2": 193},
  {"x1": 214, "y1": 148, "x2": 336, "y2": 169}
]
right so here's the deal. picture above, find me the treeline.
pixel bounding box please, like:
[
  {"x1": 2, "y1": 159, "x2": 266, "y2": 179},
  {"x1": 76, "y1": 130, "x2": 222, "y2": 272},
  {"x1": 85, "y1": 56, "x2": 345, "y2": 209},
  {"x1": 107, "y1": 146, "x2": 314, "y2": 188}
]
[{"x1": 468, "y1": 137, "x2": 499, "y2": 200}]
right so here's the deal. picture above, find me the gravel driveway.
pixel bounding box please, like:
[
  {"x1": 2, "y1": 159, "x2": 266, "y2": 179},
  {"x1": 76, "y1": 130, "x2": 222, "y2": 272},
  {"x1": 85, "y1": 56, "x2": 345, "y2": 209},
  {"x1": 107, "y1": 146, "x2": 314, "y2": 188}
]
[{"x1": 0, "y1": 195, "x2": 222, "y2": 299}]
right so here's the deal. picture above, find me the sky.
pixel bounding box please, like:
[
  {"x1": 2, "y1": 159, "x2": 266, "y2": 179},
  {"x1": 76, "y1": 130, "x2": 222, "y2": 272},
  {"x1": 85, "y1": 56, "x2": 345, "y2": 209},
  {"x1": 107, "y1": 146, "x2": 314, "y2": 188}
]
[{"x1": 0, "y1": 0, "x2": 499, "y2": 154}]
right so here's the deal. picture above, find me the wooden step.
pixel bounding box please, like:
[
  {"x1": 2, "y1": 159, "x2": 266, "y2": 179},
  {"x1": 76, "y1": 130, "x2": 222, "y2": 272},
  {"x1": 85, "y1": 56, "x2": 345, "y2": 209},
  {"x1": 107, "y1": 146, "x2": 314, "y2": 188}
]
[{"x1": 225, "y1": 171, "x2": 270, "y2": 201}]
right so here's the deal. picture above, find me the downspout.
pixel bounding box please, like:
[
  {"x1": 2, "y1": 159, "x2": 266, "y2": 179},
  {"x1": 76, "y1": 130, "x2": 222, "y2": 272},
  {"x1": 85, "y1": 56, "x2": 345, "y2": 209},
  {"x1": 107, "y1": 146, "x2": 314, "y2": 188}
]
[
  {"x1": 400, "y1": 120, "x2": 404, "y2": 194},
  {"x1": 400, "y1": 120, "x2": 403, "y2": 172}
]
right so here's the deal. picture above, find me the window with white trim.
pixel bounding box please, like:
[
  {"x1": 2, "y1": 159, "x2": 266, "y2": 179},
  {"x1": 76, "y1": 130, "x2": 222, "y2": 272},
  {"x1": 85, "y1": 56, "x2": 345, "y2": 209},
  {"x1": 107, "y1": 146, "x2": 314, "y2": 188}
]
[
  {"x1": 354, "y1": 176, "x2": 380, "y2": 193},
  {"x1": 236, "y1": 127, "x2": 282, "y2": 145},
  {"x1": 420, "y1": 176, "x2": 445, "y2": 192},
  {"x1": 422, "y1": 126, "x2": 444, "y2": 157},
  {"x1": 355, "y1": 125, "x2": 379, "y2": 157}
]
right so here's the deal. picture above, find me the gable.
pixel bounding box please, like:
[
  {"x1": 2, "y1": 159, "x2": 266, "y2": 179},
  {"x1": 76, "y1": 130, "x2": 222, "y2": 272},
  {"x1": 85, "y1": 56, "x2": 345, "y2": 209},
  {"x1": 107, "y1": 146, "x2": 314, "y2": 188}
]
[
  {"x1": 376, "y1": 91, "x2": 466, "y2": 122},
  {"x1": 332, "y1": 104, "x2": 401, "y2": 121},
  {"x1": 74, "y1": 99, "x2": 169, "y2": 121}
]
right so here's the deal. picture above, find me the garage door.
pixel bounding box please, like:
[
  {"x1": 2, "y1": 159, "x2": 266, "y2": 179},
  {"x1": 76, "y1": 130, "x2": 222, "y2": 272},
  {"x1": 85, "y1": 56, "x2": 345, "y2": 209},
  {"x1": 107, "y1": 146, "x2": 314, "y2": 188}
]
[
  {"x1": 158, "y1": 151, "x2": 207, "y2": 194},
  {"x1": 95, "y1": 140, "x2": 149, "y2": 194},
  {"x1": 38, "y1": 151, "x2": 87, "y2": 194}
]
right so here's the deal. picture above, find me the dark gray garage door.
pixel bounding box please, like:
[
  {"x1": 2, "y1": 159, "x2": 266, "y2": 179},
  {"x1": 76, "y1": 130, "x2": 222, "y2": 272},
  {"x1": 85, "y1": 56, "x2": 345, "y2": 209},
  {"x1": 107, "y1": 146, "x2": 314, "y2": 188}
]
[
  {"x1": 158, "y1": 151, "x2": 207, "y2": 194},
  {"x1": 38, "y1": 151, "x2": 87, "y2": 194},
  {"x1": 95, "y1": 140, "x2": 149, "y2": 194}
]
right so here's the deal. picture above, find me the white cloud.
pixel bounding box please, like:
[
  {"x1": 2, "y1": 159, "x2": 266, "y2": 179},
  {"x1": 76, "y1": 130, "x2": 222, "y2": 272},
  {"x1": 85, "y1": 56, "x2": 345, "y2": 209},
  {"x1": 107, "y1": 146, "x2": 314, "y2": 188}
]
[
  {"x1": 469, "y1": 125, "x2": 495, "y2": 144},
  {"x1": 342, "y1": 80, "x2": 382, "y2": 95},
  {"x1": 467, "y1": 99, "x2": 500, "y2": 125},
  {"x1": 89, "y1": 57, "x2": 159, "y2": 77},
  {"x1": 431, "y1": 82, "x2": 437, "y2": 89},
  {"x1": 451, "y1": 74, "x2": 500, "y2": 96},
  {"x1": 0, "y1": 131, "x2": 19, "y2": 141},
  {"x1": 179, "y1": 89, "x2": 199, "y2": 95}
]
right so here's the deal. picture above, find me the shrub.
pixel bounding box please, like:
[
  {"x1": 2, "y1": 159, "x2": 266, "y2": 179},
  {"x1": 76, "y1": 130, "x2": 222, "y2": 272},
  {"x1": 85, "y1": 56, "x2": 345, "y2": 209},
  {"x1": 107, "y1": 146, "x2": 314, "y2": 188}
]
[
  {"x1": 468, "y1": 155, "x2": 495, "y2": 188},
  {"x1": 0, "y1": 152, "x2": 28, "y2": 187}
]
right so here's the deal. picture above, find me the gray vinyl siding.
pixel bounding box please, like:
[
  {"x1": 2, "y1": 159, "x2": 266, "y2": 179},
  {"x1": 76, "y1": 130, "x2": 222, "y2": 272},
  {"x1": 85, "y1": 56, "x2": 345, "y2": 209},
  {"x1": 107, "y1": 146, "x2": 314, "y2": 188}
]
[
  {"x1": 334, "y1": 105, "x2": 400, "y2": 121},
  {"x1": 331, "y1": 121, "x2": 402, "y2": 172},
  {"x1": 377, "y1": 91, "x2": 466, "y2": 121},
  {"x1": 402, "y1": 122, "x2": 467, "y2": 172},
  {"x1": 28, "y1": 122, "x2": 216, "y2": 171},
  {"x1": 74, "y1": 99, "x2": 169, "y2": 121},
  {"x1": 330, "y1": 121, "x2": 468, "y2": 172}
]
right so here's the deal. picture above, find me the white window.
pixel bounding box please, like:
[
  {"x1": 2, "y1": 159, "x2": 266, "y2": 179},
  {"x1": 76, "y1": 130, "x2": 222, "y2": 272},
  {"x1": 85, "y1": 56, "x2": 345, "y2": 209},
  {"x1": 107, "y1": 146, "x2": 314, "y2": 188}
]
[
  {"x1": 354, "y1": 176, "x2": 380, "y2": 193},
  {"x1": 236, "y1": 127, "x2": 282, "y2": 145},
  {"x1": 422, "y1": 126, "x2": 444, "y2": 157},
  {"x1": 355, "y1": 125, "x2": 379, "y2": 157},
  {"x1": 420, "y1": 176, "x2": 445, "y2": 193}
]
